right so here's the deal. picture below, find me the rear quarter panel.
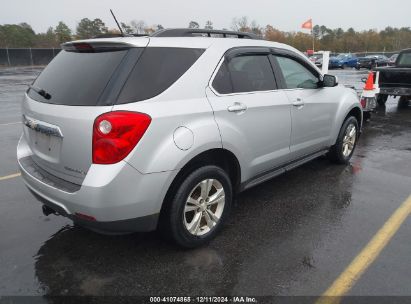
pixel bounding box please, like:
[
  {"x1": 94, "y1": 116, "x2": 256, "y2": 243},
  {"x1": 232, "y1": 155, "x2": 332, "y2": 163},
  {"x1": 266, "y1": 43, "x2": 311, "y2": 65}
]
[{"x1": 113, "y1": 97, "x2": 222, "y2": 174}]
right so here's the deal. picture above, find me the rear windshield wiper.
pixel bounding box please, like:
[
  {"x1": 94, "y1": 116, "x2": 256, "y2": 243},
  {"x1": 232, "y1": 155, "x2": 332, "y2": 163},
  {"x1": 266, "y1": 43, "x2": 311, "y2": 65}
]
[{"x1": 28, "y1": 85, "x2": 51, "y2": 100}]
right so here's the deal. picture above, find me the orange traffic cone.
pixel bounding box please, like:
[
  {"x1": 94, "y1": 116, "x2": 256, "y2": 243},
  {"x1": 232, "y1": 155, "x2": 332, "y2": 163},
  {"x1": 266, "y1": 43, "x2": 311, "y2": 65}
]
[{"x1": 364, "y1": 72, "x2": 374, "y2": 91}]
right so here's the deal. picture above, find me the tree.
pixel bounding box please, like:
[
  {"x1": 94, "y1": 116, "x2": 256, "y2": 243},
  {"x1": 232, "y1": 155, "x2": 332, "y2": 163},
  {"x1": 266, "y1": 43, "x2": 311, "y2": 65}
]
[
  {"x1": 35, "y1": 27, "x2": 58, "y2": 47},
  {"x1": 76, "y1": 18, "x2": 108, "y2": 39},
  {"x1": 250, "y1": 20, "x2": 262, "y2": 36},
  {"x1": 54, "y1": 21, "x2": 71, "y2": 44},
  {"x1": 231, "y1": 16, "x2": 250, "y2": 32},
  {"x1": 120, "y1": 22, "x2": 134, "y2": 34},
  {"x1": 0, "y1": 23, "x2": 36, "y2": 47},
  {"x1": 264, "y1": 25, "x2": 286, "y2": 43},
  {"x1": 313, "y1": 25, "x2": 321, "y2": 39},
  {"x1": 130, "y1": 20, "x2": 147, "y2": 34},
  {"x1": 204, "y1": 21, "x2": 213, "y2": 30},
  {"x1": 1, "y1": 19, "x2": 411, "y2": 51},
  {"x1": 188, "y1": 21, "x2": 200, "y2": 29}
]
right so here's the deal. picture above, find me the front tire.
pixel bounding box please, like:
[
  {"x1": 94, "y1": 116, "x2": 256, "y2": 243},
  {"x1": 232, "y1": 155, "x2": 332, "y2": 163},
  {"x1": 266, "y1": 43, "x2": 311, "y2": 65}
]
[
  {"x1": 398, "y1": 96, "x2": 410, "y2": 108},
  {"x1": 162, "y1": 165, "x2": 232, "y2": 248},
  {"x1": 377, "y1": 94, "x2": 388, "y2": 106},
  {"x1": 363, "y1": 111, "x2": 371, "y2": 121},
  {"x1": 328, "y1": 116, "x2": 359, "y2": 164}
]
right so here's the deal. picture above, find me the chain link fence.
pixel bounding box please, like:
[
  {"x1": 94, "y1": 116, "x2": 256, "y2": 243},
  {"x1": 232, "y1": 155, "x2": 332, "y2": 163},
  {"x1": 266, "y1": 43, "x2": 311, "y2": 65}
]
[{"x1": 0, "y1": 48, "x2": 61, "y2": 66}]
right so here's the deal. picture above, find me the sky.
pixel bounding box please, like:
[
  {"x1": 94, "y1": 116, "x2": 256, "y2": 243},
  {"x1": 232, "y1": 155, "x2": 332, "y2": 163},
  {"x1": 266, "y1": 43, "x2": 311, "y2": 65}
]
[{"x1": 1, "y1": 0, "x2": 410, "y2": 33}]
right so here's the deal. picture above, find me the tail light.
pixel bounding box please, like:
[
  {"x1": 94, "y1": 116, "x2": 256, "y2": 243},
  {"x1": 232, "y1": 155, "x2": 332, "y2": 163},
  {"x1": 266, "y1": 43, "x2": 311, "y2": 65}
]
[
  {"x1": 92, "y1": 111, "x2": 151, "y2": 164},
  {"x1": 360, "y1": 98, "x2": 367, "y2": 109}
]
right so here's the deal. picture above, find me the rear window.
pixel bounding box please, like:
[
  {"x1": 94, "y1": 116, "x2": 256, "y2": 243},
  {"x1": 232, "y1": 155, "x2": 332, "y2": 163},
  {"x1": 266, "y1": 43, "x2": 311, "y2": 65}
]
[
  {"x1": 397, "y1": 52, "x2": 411, "y2": 67},
  {"x1": 117, "y1": 47, "x2": 204, "y2": 104},
  {"x1": 28, "y1": 50, "x2": 127, "y2": 106}
]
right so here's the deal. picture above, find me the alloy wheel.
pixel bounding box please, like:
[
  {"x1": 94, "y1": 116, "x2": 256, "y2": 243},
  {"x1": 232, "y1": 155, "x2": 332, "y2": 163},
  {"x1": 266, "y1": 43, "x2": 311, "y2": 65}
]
[
  {"x1": 342, "y1": 123, "x2": 357, "y2": 157},
  {"x1": 183, "y1": 179, "x2": 225, "y2": 236}
]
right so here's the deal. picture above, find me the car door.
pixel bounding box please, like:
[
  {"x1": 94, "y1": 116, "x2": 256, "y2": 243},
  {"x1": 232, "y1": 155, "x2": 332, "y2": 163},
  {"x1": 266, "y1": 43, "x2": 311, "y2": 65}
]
[
  {"x1": 206, "y1": 48, "x2": 292, "y2": 181},
  {"x1": 271, "y1": 53, "x2": 339, "y2": 160},
  {"x1": 348, "y1": 54, "x2": 358, "y2": 67}
]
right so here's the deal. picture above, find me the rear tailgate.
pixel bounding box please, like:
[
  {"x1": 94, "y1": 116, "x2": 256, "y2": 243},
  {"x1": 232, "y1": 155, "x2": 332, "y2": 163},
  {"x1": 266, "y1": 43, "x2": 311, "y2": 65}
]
[
  {"x1": 378, "y1": 68, "x2": 411, "y2": 88},
  {"x1": 21, "y1": 38, "x2": 149, "y2": 185}
]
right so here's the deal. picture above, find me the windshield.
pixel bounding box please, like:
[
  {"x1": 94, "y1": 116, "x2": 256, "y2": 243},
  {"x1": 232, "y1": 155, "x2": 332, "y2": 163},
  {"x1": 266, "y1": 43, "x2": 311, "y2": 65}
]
[
  {"x1": 397, "y1": 52, "x2": 411, "y2": 66},
  {"x1": 336, "y1": 54, "x2": 347, "y2": 60}
]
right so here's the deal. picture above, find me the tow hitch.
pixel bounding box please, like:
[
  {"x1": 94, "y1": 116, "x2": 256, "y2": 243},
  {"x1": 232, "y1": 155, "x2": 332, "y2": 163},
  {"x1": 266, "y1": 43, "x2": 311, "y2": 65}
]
[{"x1": 42, "y1": 204, "x2": 57, "y2": 216}]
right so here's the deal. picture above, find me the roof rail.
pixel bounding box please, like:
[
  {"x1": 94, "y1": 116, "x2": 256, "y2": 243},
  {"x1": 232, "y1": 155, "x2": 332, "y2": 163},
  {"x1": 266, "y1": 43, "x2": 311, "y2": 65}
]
[{"x1": 151, "y1": 28, "x2": 261, "y2": 40}]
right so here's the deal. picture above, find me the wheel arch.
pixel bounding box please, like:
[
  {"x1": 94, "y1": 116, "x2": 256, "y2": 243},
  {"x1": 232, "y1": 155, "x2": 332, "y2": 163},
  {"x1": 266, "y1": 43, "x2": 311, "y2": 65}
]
[
  {"x1": 330, "y1": 87, "x2": 363, "y2": 146},
  {"x1": 345, "y1": 106, "x2": 362, "y2": 129},
  {"x1": 159, "y1": 148, "x2": 241, "y2": 224}
]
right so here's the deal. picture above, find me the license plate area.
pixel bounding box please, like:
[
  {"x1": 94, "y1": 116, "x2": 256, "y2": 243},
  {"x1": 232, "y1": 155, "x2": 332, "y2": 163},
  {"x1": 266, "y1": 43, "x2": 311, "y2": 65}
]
[
  {"x1": 28, "y1": 129, "x2": 62, "y2": 162},
  {"x1": 23, "y1": 115, "x2": 64, "y2": 163}
]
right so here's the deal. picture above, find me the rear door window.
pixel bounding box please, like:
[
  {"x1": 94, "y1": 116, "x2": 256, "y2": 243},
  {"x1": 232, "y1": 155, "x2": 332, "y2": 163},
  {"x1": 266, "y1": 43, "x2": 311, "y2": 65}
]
[
  {"x1": 28, "y1": 50, "x2": 128, "y2": 106},
  {"x1": 212, "y1": 55, "x2": 276, "y2": 94},
  {"x1": 117, "y1": 47, "x2": 204, "y2": 103},
  {"x1": 212, "y1": 62, "x2": 232, "y2": 94}
]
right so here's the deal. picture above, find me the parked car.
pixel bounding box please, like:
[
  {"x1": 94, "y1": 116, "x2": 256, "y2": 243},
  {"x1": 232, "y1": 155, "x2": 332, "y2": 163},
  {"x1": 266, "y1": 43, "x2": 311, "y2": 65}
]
[
  {"x1": 388, "y1": 54, "x2": 399, "y2": 66},
  {"x1": 329, "y1": 53, "x2": 358, "y2": 69},
  {"x1": 315, "y1": 57, "x2": 323, "y2": 67},
  {"x1": 375, "y1": 48, "x2": 411, "y2": 106},
  {"x1": 17, "y1": 28, "x2": 362, "y2": 247},
  {"x1": 309, "y1": 54, "x2": 323, "y2": 67},
  {"x1": 355, "y1": 55, "x2": 389, "y2": 70}
]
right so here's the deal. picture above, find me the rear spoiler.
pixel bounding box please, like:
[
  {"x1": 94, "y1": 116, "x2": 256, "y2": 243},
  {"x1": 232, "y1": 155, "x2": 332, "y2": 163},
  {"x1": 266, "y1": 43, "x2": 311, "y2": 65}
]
[{"x1": 61, "y1": 41, "x2": 134, "y2": 53}]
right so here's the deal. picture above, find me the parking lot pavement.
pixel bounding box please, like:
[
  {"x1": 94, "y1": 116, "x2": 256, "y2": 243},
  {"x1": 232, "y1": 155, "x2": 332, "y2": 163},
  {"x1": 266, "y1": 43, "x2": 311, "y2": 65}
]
[{"x1": 0, "y1": 67, "x2": 410, "y2": 299}]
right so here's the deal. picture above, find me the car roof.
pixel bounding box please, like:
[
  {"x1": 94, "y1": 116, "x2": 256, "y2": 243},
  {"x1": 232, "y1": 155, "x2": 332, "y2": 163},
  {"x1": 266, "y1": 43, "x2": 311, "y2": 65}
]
[{"x1": 69, "y1": 36, "x2": 297, "y2": 53}]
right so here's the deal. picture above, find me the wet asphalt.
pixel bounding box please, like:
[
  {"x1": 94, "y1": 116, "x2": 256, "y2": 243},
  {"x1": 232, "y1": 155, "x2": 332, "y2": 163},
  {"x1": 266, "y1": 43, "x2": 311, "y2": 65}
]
[{"x1": 0, "y1": 67, "x2": 410, "y2": 300}]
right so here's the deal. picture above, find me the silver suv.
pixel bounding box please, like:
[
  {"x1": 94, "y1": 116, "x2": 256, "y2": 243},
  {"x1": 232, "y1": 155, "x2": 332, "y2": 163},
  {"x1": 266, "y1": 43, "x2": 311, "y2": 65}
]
[{"x1": 17, "y1": 29, "x2": 362, "y2": 247}]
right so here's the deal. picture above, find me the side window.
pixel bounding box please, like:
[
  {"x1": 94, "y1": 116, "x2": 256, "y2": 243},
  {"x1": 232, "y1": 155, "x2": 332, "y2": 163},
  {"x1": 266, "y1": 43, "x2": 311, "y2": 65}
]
[
  {"x1": 212, "y1": 62, "x2": 232, "y2": 94},
  {"x1": 275, "y1": 56, "x2": 319, "y2": 89},
  {"x1": 117, "y1": 47, "x2": 204, "y2": 104},
  {"x1": 212, "y1": 54, "x2": 276, "y2": 94}
]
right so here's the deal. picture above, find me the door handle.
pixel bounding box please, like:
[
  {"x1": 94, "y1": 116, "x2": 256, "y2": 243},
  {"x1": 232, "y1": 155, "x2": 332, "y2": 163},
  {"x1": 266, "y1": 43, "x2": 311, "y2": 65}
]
[
  {"x1": 227, "y1": 102, "x2": 247, "y2": 114},
  {"x1": 292, "y1": 98, "x2": 304, "y2": 107}
]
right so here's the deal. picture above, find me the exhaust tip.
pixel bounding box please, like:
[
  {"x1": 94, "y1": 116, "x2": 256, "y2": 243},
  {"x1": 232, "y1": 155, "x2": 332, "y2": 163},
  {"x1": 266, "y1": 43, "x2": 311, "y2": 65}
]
[{"x1": 42, "y1": 204, "x2": 56, "y2": 216}]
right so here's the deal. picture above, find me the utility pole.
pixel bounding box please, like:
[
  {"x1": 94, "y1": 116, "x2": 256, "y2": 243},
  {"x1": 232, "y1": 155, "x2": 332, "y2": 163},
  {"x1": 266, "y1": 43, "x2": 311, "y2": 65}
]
[{"x1": 312, "y1": 29, "x2": 315, "y2": 53}]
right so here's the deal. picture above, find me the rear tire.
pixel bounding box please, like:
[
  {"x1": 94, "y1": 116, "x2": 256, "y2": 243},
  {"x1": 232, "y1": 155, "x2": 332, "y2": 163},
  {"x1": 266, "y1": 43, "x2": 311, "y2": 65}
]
[
  {"x1": 363, "y1": 111, "x2": 371, "y2": 121},
  {"x1": 328, "y1": 116, "x2": 359, "y2": 164},
  {"x1": 376, "y1": 94, "x2": 388, "y2": 106},
  {"x1": 161, "y1": 165, "x2": 232, "y2": 248},
  {"x1": 398, "y1": 96, "x2": 410, "y2": 108}
]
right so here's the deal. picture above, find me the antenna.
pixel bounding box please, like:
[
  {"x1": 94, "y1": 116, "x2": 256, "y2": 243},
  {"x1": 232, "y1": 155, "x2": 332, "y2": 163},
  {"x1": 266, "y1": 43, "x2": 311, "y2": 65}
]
[{"x1": 110, "y1": 9, "x2": 125, "y2": 36}]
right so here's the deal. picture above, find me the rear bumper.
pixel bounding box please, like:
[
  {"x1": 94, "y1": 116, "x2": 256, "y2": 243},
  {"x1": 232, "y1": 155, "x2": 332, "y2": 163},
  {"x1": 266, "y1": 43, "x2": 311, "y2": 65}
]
[
  {"x1": 28, "y1": 188, "x2": 159, "y2": 234},
  {"x1": 361, "y1": 96, "x2": 377, "y2": 112},
  {"x1": 17, "y1": 134, "x2": 176, "y2": 233}
]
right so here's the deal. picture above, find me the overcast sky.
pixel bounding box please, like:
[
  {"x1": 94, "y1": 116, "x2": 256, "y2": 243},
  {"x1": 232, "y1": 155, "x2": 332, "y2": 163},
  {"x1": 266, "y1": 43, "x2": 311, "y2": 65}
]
[{"x1": 2, "y1": 0, "x2": 410, "y2": 33}]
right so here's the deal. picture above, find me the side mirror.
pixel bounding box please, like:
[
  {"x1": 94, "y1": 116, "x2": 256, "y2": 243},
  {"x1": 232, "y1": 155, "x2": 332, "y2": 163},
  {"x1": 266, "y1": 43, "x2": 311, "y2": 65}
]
[{"x1": 322, "y1": 74, "x2": 338, "y2": 87}]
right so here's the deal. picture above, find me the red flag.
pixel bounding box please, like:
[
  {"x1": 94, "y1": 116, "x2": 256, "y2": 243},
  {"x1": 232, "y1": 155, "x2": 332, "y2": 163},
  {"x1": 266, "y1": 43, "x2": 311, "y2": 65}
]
[{"x1": 301, "y1": 19, "x2": 313, "y2": 30}]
